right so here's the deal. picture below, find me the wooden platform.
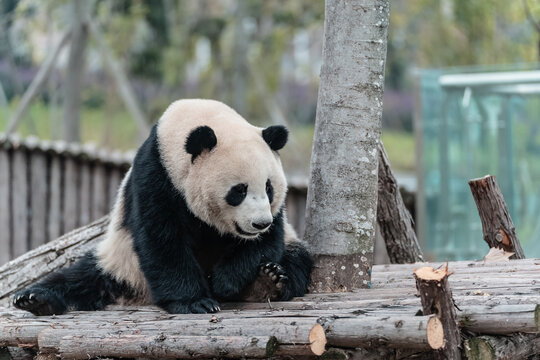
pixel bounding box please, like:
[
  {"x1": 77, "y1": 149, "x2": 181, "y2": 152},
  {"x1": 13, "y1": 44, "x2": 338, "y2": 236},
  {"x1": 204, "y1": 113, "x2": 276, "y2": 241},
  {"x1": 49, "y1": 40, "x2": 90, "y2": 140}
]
[{"x1": 1, "y1": 258, "x2": 538, "y2": 359}]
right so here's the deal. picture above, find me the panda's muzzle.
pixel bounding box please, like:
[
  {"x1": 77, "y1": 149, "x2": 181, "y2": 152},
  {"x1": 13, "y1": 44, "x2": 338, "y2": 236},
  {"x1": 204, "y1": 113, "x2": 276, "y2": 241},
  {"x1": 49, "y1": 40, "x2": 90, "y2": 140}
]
[{"x1": 235, "y1": 223, "x2": 260, "y2": 237}]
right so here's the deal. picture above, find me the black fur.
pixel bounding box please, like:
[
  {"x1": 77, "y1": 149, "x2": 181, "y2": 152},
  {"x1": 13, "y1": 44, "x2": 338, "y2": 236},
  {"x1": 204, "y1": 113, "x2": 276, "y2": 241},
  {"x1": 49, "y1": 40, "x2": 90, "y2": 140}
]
[
  {"x1": 225, "y1": 183, "x2": 248, "y2": 206},
  {"x1": 14, "y1": 124, "x2": 312, "y2": 315},
  {"x1": 262, "y1": 125, "x2": 288, "y2": 151},
  {"x1": 13, "y1": 252, "x2": 133, "y2": 315},
  {"x1": 265, "y1": 179, "x2": 274, "y2": 204},
  {"x1": 185, "y1": 125, "x2": 217, "y2": 162}
]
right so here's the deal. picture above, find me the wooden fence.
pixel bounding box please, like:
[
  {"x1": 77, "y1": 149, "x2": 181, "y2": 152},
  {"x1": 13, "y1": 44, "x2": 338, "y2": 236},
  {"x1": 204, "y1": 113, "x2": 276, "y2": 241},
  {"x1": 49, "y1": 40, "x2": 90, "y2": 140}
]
[{"x1": 0, "y1": 135, "x2": 308, "y2": 266}]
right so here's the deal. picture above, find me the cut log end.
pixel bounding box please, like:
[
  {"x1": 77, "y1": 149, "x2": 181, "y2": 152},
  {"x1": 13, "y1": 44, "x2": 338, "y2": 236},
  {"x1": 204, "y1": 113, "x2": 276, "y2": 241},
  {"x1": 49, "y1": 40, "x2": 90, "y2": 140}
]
[
  {"x1": 426, "y1": 316, "x2": 445, "y2": 350},
  {"x1": 414, "y1": 266, "x2": 449, "y2": 281},
  {"x1": 309, "y1": 323, "x2": 327, "y2": 356}
]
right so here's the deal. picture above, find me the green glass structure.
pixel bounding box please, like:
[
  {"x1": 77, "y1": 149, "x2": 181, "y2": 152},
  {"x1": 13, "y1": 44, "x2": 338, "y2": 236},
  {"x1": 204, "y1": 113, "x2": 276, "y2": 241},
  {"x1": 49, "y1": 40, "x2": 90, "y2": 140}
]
[{"x1": 418, "y1": 64, "x2": 540, "y2": 260}]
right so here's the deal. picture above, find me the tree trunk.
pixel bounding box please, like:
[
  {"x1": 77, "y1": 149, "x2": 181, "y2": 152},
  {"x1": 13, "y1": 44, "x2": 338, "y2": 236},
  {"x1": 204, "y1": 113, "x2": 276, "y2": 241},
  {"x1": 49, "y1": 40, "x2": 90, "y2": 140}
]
[
  {"x1": 304, "y1": 0, "x2": 390, "y2": 292},
  {"x1": 63, "y1": 0, "x2": 90, "y2": 142},
  {"x1": 414, "y1": 267, "x2": 461, "y2": 360},
  {"x1": 377, "y1": 141, "x2": 424, "y2": 263},
  {"x1": 468, "y1": 175, "x2": 525, "y2": 259}
]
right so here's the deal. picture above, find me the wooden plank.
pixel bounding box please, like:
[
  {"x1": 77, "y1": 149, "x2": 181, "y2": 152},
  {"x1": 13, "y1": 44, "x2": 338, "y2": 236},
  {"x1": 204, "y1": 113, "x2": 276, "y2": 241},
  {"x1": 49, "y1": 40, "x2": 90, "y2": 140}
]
[
  {"x1": 11, "y1": 150, "x2": 28, "y2": 258},
  {"x1": 48, "y1": 156, "x2": 63, "y2": 240},
  {"x1": 29, "y1": 151, "x2": 48, "y2": 248},
  {"x1": 107, "y1": 167, "x2": 122, "y2": 212},
  {"x1": 91, "y1": 163, "x2": 107, "y2": 220},
  {"x1": 0, "y1": 148, "x2": 11, "y2": 265},
  {"x1": 78, "y1": 162, "x2": 92, "y2": 227},
  {"x1": 62, "y1": 157, "x2": 78, "y2": 233}
]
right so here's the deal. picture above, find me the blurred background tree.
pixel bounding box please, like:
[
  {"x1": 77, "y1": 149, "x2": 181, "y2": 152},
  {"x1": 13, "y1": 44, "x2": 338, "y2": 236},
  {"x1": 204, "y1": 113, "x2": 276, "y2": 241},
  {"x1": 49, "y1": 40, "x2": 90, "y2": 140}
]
[{"x1": 0, "y1": 0, "x2": 538, "y2": 178}]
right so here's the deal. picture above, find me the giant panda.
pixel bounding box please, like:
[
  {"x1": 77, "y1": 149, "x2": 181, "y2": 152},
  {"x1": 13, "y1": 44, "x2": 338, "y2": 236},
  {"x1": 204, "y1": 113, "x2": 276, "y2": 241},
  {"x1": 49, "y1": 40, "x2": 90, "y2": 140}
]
[{"x1": 13, "y1": 99, "x2": 313, "y2": 315}]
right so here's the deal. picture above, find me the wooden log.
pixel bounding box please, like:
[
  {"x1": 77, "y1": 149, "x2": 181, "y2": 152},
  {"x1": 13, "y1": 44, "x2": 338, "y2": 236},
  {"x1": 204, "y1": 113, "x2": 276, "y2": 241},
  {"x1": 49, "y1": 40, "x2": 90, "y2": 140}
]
[
  {"x1": 62, "y1": 157, "x2": 79, "y2": 233},
  {"x1": 47, "y1": 155, "x2": 62, "y2": 240},
  {"x1": 3, "y1": 310, "x2": 443, "y2": 352},
  {"x1": 377, "y1": 141, "x2": 424, "y2": 264},
  {"x1": 0, "y1": 147, "x2": 11, "y2": 265},
  {"x1": 29, "y1": 151, "x2": 48, "y2": 248},
  {"x1": 468, "y1": 175, "x2": 525, "y2": 259},
  {"x1": 38, "y1": 332, "x2": 311, "y2": 359},
  {"x1": 11, "y1": 150, "x2": 28, "y2": 258},
  {"x1": 4, "y1": 303, "x2": 535, "y2": 350},
  {"x1": 414, "y1": 267, "x2": 461, "y2": 360},
  {"x1": 463, "y1": 333, "x2": 540, "y2": 360},
  {"x1": 1, "y1": 302, "x2": 537, "y2": 349},
  {"x1": 0, "y1": 217, "x2": 108, "y2": 307}
]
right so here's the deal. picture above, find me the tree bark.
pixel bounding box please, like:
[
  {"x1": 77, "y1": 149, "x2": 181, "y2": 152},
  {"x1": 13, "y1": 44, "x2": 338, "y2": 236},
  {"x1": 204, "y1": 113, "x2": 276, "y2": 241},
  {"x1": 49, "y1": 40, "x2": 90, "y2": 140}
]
[
  {"x1": 63, "y1": 0, "x2": 90, "y2": 142},
  {"x1": 468, "y1": 175, "x2": 525, "y2": 259},
  {"x1": 304, "y1": 0, "x2": 390, "y2": 292},
  {"x1": 377, "y1": 141, "x2": 424, "y2": 263},
  {"x1": 463, "y1": 333, "x2": 540, "y2": 360},
  {"x1": 414, "y1": 267, "x2": 461, "y2": 360}
]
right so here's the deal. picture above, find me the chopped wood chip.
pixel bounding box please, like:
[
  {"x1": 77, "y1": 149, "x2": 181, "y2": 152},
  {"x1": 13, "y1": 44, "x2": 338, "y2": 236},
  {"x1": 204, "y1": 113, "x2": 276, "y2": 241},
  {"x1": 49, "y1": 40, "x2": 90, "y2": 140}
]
[{"x1": 483, "y1": 247, "x2": 514, "y2": 262}]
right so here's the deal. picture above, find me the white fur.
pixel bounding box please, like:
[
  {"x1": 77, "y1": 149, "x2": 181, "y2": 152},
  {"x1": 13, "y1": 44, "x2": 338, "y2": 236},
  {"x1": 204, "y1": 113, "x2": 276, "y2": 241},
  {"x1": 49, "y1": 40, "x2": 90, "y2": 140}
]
[{"x1": 96, "y1": 169, "x2": 151, "y2": 303}]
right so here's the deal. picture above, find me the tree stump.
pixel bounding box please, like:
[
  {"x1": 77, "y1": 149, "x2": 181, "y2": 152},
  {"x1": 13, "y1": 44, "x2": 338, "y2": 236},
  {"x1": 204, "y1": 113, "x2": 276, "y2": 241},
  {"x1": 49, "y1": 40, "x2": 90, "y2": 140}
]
[
  {"x1": 377, "y1": 141, "x2": 424, "y2": 264},
  {"x1": 468, "y1": 175, "x2": 525, "y2": 259},
  {"x1": 414, "y1": 266, "x2": 461, "y2": 360}
]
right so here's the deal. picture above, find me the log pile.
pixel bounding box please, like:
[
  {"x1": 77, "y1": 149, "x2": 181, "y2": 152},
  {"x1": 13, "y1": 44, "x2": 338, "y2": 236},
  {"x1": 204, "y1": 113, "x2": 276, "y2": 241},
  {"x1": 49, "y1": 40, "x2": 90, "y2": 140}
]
[{"x1": 1, "y1": 258, "x2": 538, "y2": 359}]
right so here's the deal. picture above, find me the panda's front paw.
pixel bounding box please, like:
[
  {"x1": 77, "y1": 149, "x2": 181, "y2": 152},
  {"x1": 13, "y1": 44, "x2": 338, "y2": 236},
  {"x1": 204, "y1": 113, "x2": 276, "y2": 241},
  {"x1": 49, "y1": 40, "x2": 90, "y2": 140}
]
[
  {"x1": 260, "y1": 262, "x2": 289, "y2": 290},
  {"x1": 162, "y1": 297, "x2": 221, "y2": 314},
  {"x1": 13, "y1": 288, "x2": 66, "y2": 316}
]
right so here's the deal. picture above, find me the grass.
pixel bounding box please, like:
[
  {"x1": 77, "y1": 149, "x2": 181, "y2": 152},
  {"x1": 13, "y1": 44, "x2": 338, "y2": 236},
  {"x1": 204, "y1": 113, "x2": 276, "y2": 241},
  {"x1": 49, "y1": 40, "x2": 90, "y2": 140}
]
[
  {"x1": 0, "y1": 102, "x2": 416, "y2": 172},
  {"x1": 0, "y1": 101, "x2": 141, "y2": 150},
  {"x1": 381, "y1": 130, "x2": 415, "y2": 172}
]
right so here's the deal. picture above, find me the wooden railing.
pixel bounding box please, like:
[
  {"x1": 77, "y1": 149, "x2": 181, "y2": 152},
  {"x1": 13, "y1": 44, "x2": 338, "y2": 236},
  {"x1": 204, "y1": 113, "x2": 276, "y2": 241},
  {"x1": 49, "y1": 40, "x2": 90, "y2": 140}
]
[{"x1": 0, "y1": 135, "x2": 308, "y2": 265}]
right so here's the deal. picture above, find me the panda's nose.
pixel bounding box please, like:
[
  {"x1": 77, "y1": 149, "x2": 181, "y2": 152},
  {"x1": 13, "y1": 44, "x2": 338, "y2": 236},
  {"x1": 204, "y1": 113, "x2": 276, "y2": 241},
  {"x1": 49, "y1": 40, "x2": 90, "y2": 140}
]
[{"x1": 252, "y1": 221, "x2": 271, "y2": 230}]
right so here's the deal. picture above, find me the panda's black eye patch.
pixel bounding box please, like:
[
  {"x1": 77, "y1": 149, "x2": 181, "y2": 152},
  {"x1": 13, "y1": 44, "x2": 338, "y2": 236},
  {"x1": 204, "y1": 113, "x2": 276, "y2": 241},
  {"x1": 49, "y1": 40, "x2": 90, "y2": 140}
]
[
  {"x1": 266, "y1": 179, "x2": 274, "y2": 203},
  {"x1": 226, "y1": 183, "x2": 248, "y2": 206}
]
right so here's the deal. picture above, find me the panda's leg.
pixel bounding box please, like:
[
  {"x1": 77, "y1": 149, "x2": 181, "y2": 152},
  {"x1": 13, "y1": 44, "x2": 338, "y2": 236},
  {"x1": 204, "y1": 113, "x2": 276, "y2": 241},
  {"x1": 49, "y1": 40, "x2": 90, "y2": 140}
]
[
  {"x1": 13, "y1": 251, "x2": 128, "y2": 316},
  {"x1": 275, "y1": 240, "x2": 313, "y2": 300}
]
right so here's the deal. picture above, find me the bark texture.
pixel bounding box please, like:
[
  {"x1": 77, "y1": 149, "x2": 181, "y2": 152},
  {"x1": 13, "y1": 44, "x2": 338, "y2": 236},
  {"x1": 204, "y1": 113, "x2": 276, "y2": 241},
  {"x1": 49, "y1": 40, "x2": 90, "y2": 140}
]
[
  {"x1": 414, "y1": 267, "x2": 461, "y2": 360},
  {"x1": 377, "y1": 141, "x2": 424, "y2": 263},
  {"x1": 463, "y1": 333, "x2": 540, "y2": 360},
  {"x1": 468, "y1": 175, "x2": 525, "y2": 259},
  {"x1": 304, "y1": 0, "x2": 390, "y2": 292}
]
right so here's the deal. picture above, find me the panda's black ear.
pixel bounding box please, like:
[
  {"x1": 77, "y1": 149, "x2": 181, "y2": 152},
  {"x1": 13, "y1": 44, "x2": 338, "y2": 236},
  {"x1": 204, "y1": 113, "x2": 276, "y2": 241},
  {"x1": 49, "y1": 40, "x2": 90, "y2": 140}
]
[
  {"x1": 185, "y1": 126, "x2": 217, "y2": 162},
  {"x1": 262, "y1": 125, "x2": 288, "y2": 151}
]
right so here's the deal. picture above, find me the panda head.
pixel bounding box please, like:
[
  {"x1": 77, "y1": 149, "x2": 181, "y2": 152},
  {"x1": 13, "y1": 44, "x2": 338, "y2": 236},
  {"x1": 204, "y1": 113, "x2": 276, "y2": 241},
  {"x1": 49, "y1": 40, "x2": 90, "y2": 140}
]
[{"x1": 157, "y1": 100, "x2": 288, "y2": 239}]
